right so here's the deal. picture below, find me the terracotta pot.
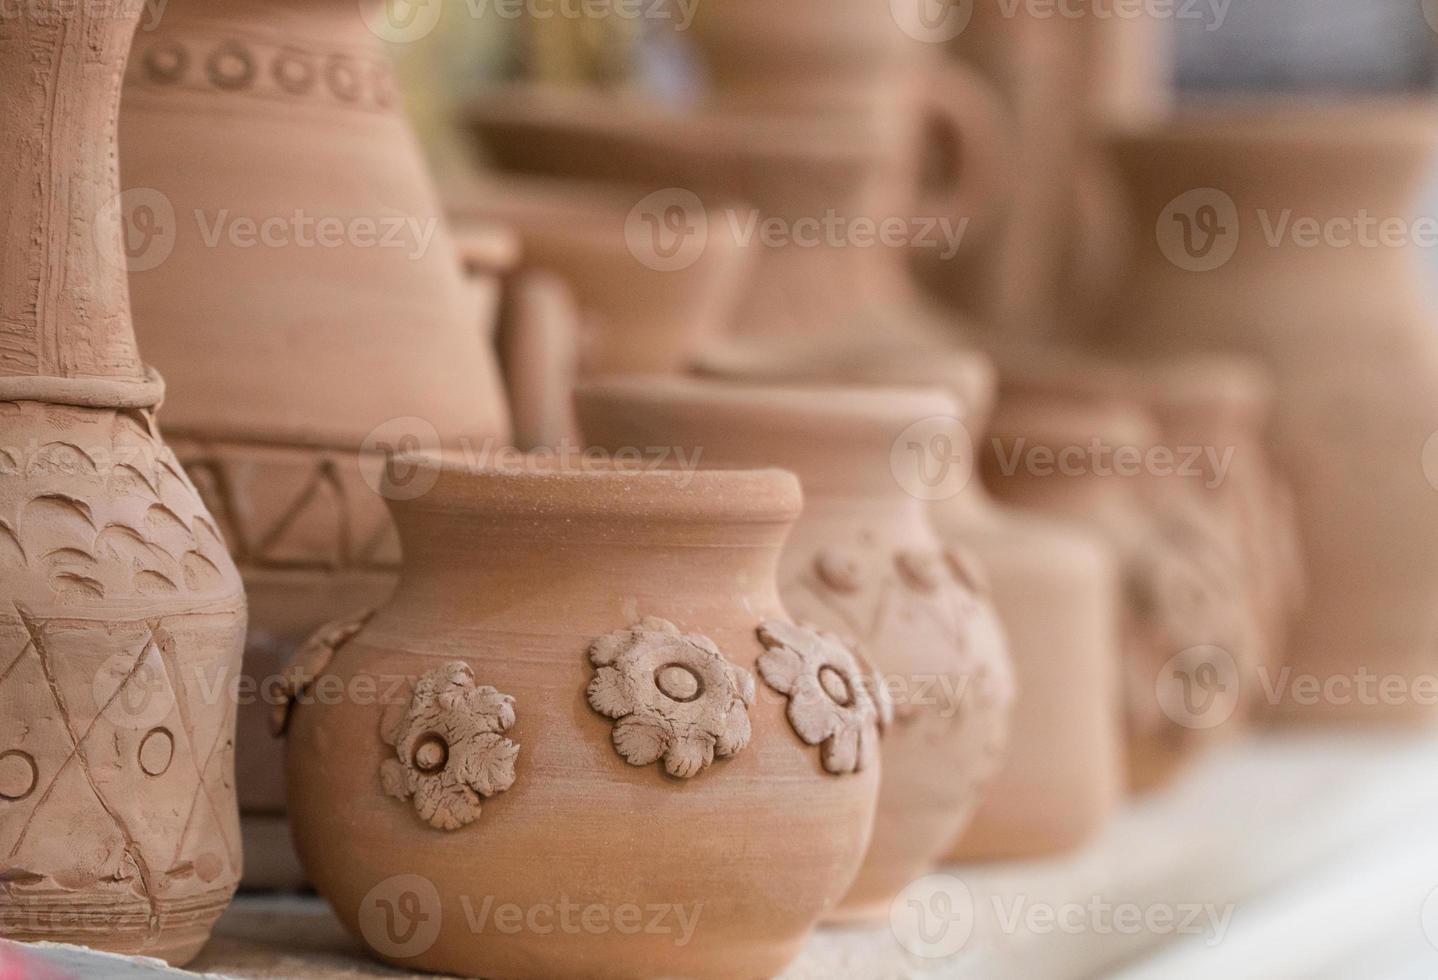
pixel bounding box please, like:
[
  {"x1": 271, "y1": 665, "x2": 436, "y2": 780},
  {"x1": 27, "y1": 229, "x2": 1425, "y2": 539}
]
[
  {"x1": 576, "y1": 379, "x2": 1014, "y2": 921},
  {"x1": 1096, "y1": 101, "x2": 1438, "y2": 725},
  {"x1": 986, "y1": 380, "x2": 1257, "y2": 791},
  {"x1": 280, "y1": 461, "x2": 879, "y2": 979},
  {"x1": 0, "y1": 4, "x2": 245, "y2": 963},
  {"x1": 120, "y1": 0, "x2": 512, "y2": 884},
  {"x1": 694, "y1": 343, "x2": 1125, "y2": 857},
  {"x1": 463, "y1": 81, "x2": 1000, "y2": 351},
  {"x1": 450, "y1": 176, "x2": 752, "y2": 377}
]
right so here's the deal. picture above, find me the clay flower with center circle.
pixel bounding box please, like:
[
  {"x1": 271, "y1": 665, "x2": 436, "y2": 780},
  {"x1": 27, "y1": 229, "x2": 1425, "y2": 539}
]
[
  {"x1": 587, "y1": 617, "x2": 755, "y2": 779},
  {"x1": 379, "y1": 661, "x2": 519, "y2": 831},
  {"x1": 756, "y1": 620, "x2": 885, "y2": 775}
]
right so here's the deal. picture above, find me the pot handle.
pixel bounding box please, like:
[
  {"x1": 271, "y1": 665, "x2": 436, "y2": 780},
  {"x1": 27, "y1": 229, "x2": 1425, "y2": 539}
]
[
  {"x1": 268, "y1": 610, "x2": 376, "y2": 737},
  {"x1": 916, "y1": 58, "x2": 1016, "y2": 242}
]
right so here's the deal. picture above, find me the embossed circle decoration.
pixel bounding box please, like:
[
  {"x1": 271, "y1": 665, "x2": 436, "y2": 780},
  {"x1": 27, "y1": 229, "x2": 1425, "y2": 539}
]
[
  {"x1": 139, "y1": 727, "x2": 176, "y2": 776},
  {"x1": 273, "y1": 51, "x2": 317, "y2": 95},
  {"x1": 0, "y1": 750, "x2": 38, "y2": 801},
  {"x1": 325, "y1": 57, "x2": 361, "y2": 102},
  {"x1": 207, "y1": 42, "x2": 256, "y2": 90},
  {"x1": 143, "y1": 43, "x2": 188, "y2": 84}
]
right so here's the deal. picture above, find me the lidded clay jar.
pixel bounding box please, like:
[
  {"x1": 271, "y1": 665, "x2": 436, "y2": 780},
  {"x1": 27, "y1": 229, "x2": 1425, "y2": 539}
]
[
  {"x1": 577, "y1": 379, "x2": 1014, "y2": 922},
  {"x1": 0, "y1": 1, "x2": 245, "y2": 963},
  {"x1": 280, "y1": 459, "x2": 879, "y2": 979}
]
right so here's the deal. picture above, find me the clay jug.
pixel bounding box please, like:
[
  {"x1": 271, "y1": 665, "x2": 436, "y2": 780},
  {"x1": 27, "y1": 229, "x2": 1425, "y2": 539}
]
[
  {"x1": 576, "y1": 379, "x2": 1014, "y2": 921},
  {"x1": 119, "y1": 0, "x2": 511, "y2": 883},
  {"x1": 1097, "y1": 102, "x2": 1438, "y2": 725},
  {"x1": 695, "y1": 342, "x2": 1126, "y2": 857},
  {"x1": 0, "y1": 3, "x2": 245, "y2": 963},
  {"x1": 279, "y1": 461, "x2": 879, "y2": 979},
  {"x1": 985, "y1": 383, "x2": 1255, "y2": 791}
]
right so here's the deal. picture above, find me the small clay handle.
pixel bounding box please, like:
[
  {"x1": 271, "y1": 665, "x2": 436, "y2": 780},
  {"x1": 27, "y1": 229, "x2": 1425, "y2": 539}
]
[
  {"x1": 269, "y1": 610, "x2": 376, "y2": 737},
  {"x1": 916, "y1": 58, "x2": 1016, "y2": 243}
]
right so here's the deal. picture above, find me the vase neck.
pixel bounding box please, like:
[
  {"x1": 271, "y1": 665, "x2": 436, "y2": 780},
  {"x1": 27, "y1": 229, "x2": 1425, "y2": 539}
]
[{"x1": 0, "y1": 6, "x2": 148, "y2": 395}]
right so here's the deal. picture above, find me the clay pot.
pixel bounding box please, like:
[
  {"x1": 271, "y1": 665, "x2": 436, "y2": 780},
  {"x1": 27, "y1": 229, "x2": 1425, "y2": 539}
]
[
  {"x1": 0, "y1": 4, "x2": 245, "y2": 963},
  {"x1": 1096, "y1": 102, "x2": 1438, "y2": 725},
  {"x1": 986, "y1": 378, "x2": 1257, "y2": 791},
  {"x1": 463, "y1": 79, "x2": 1002, "y2": 351},
  {"x1": 120, "y1": 0, "x2": 512, "y2": 884},
  {"x1": 280, "y1": 461, "x2": 879, "y2": 979},
  {"x1": 449, "y1": 176, "x2": 752, "y2": 377},
  {"x1": 576, "y1": 379, "x2": 1014, "y2": 921}
]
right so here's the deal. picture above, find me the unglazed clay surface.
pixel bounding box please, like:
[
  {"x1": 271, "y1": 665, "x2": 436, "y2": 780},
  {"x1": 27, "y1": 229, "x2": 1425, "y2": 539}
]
[
  {"x1": 0, "y1": 2, "x2": 246, "y2": 964},
  {"x1": 576, "y1": 379, "x2": 1015, "y2": 923},
  {"x1": 282, "y1": 463, "x2": 878, "y2": 980}
]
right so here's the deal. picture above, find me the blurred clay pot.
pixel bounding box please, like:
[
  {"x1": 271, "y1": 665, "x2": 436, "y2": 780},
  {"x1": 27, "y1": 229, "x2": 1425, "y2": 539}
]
[
  {"x1": 577, "y1": 379, "x2": 1014, "y2": 921},
  {"x1": 120, "y1": 0, "x2": 511, "y2": 884},
  {"x1": 1098, "y1": 102, "x2": 1438, "y2": 725},
  {"x1": 696, "y1": 342, "x2": 1125, "y2": 857},
  {"x1": 464, "y1": 82, "x2": 998, "y2": 350},
  {"x1": 281, "y1": 461, "x2": 878, "y2": 979},
  {"x1": 449, "y1": 176, "x2": 752, "y2": 377},
  {"x1": 0, "y1": 3, "x2": 244, "y2": 962},
  {"x1": 986, "y1": 378, "x2": 1257, "y2": 792}
]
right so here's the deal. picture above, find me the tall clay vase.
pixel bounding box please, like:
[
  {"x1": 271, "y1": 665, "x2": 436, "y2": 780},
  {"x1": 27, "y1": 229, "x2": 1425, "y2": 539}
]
[
  {"x1": 577, "y1": 380, "x2": 1015, "y2": 921},
  {"x1": 280, "y1": 462, "x2": 879, "y2": 979},
  {"x1": 0, "y1": 5, "x2": 245, "y2": 964},
  {"x1": 120, "y1": 0, "x2": 511, "y2": 884},
  {"x1": 695, "y1": 344, "x2": 1125, "y2": 857},
  {"x1": 1097, "y1": 103, "x2": 1438, "y2": 725}
]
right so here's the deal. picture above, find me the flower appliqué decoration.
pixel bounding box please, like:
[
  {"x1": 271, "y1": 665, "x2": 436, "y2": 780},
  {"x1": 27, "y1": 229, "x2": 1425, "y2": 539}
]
[
  {"x1": 379, "y1": 661, "x2": 519, "y2": 831},
  {"x1": 756, "y1": 620, "x2": 887, "y2": 775},
  {"x1": 586, "y1": 617, "x2": 755, "y2": 779}
]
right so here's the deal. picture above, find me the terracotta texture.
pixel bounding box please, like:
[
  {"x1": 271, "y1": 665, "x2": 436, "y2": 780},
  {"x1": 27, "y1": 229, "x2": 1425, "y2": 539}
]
[
  {"x1": 282, "y1": 462, "x2": 878, "y2": 979},
  {"x1": 119, "y1": 0, "x2": 512, "y2": 884},
  {"x1": 1096, "y1": 102, "x2": 1438, "y2": 724},
  {"x1": 577, "y1": 379, "x2": 1014, "y2": 921},
  {"x1": 0, "y1": 4, "x2": 245, "y2": 963},
  {"x1": 986, "y1": 375, "x2": 1259, "y2": 790}
]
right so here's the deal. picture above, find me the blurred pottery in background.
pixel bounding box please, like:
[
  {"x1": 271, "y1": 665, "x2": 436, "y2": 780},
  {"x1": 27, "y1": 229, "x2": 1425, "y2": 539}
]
[
  {"x1": 986, "y1": 374, "x2": 1258, "y2": 791},
  {"x1": 577, "y1": 379, "x2": 1014, "y2": 921},
  {"x1": 0, "y1": 3, "x2": 244, "y2": 962},
  {"x1": 696, "y1": 342, "x2": 1125, "y2": 857},
  {"x1": 463, "y1": 80, "x2": 1000, "y2": 352},
  {"x1": 282, "y1": 461, "x2": 878, "y2": 979},
  {"x1": 450, "y1": 176, "x2": 752, "y2": 378},
  {"x1": 120, "y1": 0, "x2": 511, "y2": 886},
  {"x1": 1097, "y1": 102, "x2": 1438, "y2": 725}
]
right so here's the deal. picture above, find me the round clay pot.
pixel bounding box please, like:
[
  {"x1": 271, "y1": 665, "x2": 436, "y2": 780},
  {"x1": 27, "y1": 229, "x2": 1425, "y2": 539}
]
[
  {"x1": 986, "y1": 380, "x2": 1256, "y2": 791},
  {"x1": 281, "y1": 461, "x2": 879, "y2": 979},
  {"x1": 0, "y1": 4, "x2": 245, "y2": 963},
  {"x1": 1097, "y1": 101, "x2": 1438, "y2": 725},
  {"x1": 576, "y1": 379, "x2": 1014, "y2": 922},
  {"x1": 120, "y1": 0, "x2": 512, "y2": 884},
  {"x1": 694, "y1": 343, "x2": 1126, "y2": 857}
]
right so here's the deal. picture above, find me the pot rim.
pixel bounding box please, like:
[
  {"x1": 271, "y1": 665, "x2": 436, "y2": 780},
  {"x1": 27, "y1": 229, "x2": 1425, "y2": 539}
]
[
  {"x1": 1108, "y1": 97, "x2": 1438, "y2": 150},
  {"x1": 382, "y1": 450, "x2": 802, "y2": 525}
]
